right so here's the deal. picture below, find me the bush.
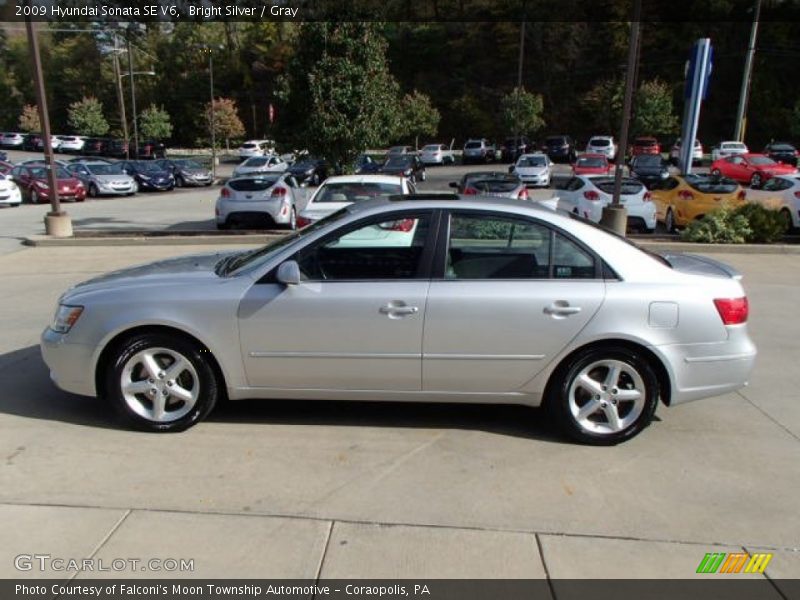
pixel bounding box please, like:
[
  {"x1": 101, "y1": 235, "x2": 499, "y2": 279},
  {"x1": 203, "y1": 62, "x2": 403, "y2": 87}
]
[{"x1": 681, "y1": 203, "x2": 787, "y2": 244}]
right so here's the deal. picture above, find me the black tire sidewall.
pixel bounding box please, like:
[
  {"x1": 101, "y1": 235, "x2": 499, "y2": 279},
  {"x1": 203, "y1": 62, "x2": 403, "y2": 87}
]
[
  {"x1": 548, "y1": 346, "x2": 659, "y2": 445},
  {"x1": 105, "y1": 333, "x2": 219, "y2": 432}
]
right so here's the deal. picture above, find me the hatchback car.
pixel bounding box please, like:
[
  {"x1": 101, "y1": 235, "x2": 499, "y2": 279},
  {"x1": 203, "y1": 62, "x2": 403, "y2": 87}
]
[
  {"x1": 762, "y1": 142, "x2": 799, "y2": 167},
  {"x1": 585, "y1": 136, "x2": 616, "y2": 160},
  {"x1": 216, "y1": 173, "x2": 301, "y2": 230},
  {"x1": 287, "y1": 157, "x2": 329, "y2": 186},
  {"x1": 710, "y1": 153, "x2": 797, "y2": 188},
  {"x1": 629, "y1": 155, "x2": 670, "y2": 188},
  {"x1": 379, "y1": 154, "x2": 427, "y2": 183},
  {"x1": 449, "y1": 172, "x2": 528, "y2": 200},
  {"x1": 543, "y1": 135, "x2": 577, "y2": 163},
  {"x1": 651, "y1": 174, "x2": 745, "y2": 232},
  {"x1": 0, "y1": 132, "x2": 25, "y2": 148},
  {"x1": 572, "y1": 154, "x2": 613, "y2": 176},
  {"x1": 57, "y1": 135, "x2": 87, "y2": 153},
  {"x1": 509, "y1": 153, "x2": 552, "y2": 187},
  {"x1": 630, "y1": 137, "x2": 661, "y2": 159},
  {"x1": 232, "y1": 155, "x2": 288, "y2": 177},
  {"x1": 670, "y1": 138, "x2": 703, "y2": 166},
  {"x1": 41, "y1": 196, "x2": 756, "y2": 444},
  {"x1": 556, "y1": 175, "x2": 656, "y2": 233},
  {"x1": 238, "y1": 140, "x2": 275, "y2": 159},
  {"x1": 745, "y1": 174, "x2": 800, "y2": 231},
  {"x1": 154, "y1": 158, "x2": 213, "y2": 187}
]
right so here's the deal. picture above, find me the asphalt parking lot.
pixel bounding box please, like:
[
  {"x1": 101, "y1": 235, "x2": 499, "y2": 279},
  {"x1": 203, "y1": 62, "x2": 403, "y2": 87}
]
[{"x1": 0, "y1": 243, "x2": 798, "y2": 586}]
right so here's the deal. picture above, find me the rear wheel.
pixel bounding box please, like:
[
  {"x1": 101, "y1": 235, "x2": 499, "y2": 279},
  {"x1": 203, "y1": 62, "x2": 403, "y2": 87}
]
[
  {"x1": 548, "y1": 346, "x2": 659, "y2": 445},
  {"x1": 105, "y1": 333, "x2": 219, "y2": 432},
  {"x1": 780, "y1": 208, "x2": 794, "y2": 233},
  {"x1": 665, "y1": 208, "x2": 676, "y2": 233}
]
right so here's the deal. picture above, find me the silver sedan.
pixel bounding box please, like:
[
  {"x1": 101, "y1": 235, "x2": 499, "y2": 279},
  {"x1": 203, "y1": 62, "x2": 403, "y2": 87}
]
[{"x1": 41, "y1": 197, "x2": 756, "y2": 444}]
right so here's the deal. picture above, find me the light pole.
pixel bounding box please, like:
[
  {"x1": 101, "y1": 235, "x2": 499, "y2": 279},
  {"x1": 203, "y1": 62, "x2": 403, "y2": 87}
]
[
  {"x1": 194, "y1": 44, "x2": 221, "y2": 180},
  {"x1": 734, "y1": 0, "x2": 761, "y2": 142},
  {"x1": 112, "y1": 34, "x2": 129, "y2": 159},
  {"x1": 121, "y1": 62, "x2": 156, "y2": 160}
]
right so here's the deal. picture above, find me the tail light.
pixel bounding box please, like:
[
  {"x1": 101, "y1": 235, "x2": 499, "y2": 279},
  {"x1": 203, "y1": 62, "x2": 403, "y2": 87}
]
[
  {"x1": 517, "y1": 188, "x2": 529, "y2": 200},
  {"x1": 220, "y1": 188, "x2": 231, "y2": 198},
  {"x1": 464, "y1": 187, "x2": 479, "y2": 195},
  {"x1": 714, "y1": 297, "x2": 749, "y2": 325},
  {"x1": 378, "y1": 218, "x2": 415, "y2": 232},
  {"x1": 643, "y1": 191, "x2": 652, "y2": 201},
  {"x1": 678, "y1": 190, "x2": 694, "y2": 201},
  {"x1": 583, "y1": 190, "x2": 600, "y2": 201},
  {"x1": 296, "y1": 216, "x2": 312, "y2": 228},
  {"x1": 794, "y1": 191, "x2": 800, "y2": 200},
  {"x1": 271, "y1": 187, "x2": 287, "y2": 198}
]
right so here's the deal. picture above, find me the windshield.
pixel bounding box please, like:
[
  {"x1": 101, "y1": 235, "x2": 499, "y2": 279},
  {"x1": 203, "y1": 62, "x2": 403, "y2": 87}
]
[
  {"x1": 517, "y1": 156, "x2": 547, "y2": 167},
  {"x1": 174, "y1": 159, "x2": 204, "y2": 169},
  {"x1": 749, "y1": 156, "x2": 776, "y2": 166},
  {"x1": 465, "y1": 141, "x2": 481, "y2": 149},
  {"x1": 590, "y1": 138, "x2": 611, "y2": 147},
  {"x1": 228, "y1": 177, "x2": 280, "y2": 191},
  {"x1": 133, "y1": 161, "x2": 163, "y2": 172},
  {"x1": 577, "y1": 156, "x2": 606, "y2": 168},
  {"x1": 635, "y1": 138, "x2": 657, "y2": 147},
  {"x1": 221, "y1": 209, "x2": 349, "y2": 275},
  {"x1": 593, "y1": 178, "x2": 643, "y2": 195},
  {"x1": 242, "y1": 143, "x2": 257, "y2": 149},
  {"x1": 770, "y1": 144, "x2": 795, "y2": 152},
  {"x1": 313, "y1": 182, "x2": 403, "y2": 203},
  {"x1": 30, "y1": 167, "x2": 71, "y2": 179},
  {"x1": 85, "y1": 164, "x2": 124, "y2": 175},
  {"x1": 469, "y1": 178, "x2": 519, "y2": 192},
  {"x1": 546, "y1": 137, "x2": 566, "y2": 145},
  {"x1": 385, "y1": 156, "x2": 412, "y2": 168},
  {"x1": 293, "y1": 160, "x2": 317, "y2": 169}
]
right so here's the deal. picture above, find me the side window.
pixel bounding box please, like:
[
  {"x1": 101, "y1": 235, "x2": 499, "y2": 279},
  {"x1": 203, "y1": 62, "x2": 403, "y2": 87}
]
[
  {"x1": 294, "y1": 213, "x2": 431, "y2": 281},
  {"x1": 446, "y1": 214, "x2": 551, "y2": 279},
  {"x1": 567, "y1": 177, "x2": 585, "y2": 191},
  {"x1": 762, "y1": 178, "x2": 780, "y2": 192},
  {"x1": 552, "y1": 233, "x2": 596, "y2": 279}
]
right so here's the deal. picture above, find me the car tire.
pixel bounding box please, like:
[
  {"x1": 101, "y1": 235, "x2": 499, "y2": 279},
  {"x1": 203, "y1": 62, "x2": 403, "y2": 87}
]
[
  {"x1": 547, "y1": 346, "x2": 659, "y2": 445},
  {"x1": 88, "y1": 184, "x2": 99, "y2": 198},
  {"x1": 780, "y1": 208, "x2": 794, "y2": 233},
  {"x1": 31, "y1": 189, "x2": 40, "y2": 204},
  {"x1": 750, "y1": 173, "x2": 762, "y2": 189},
  {"x1": 665, "y1": 208, "x2": 676, "y2": 233},
  {"x1": 105, "y1": 332, "x2": 219, "y2": 432},
  {"x1": 216, "y1": 222, "x2": 229, "y2": 230},
  {"x1": 176, "y1": 175, "x2": 185, "y2": 188},
  {"x1": 286, "y1": 207, "x2": 297, "y2": 231},
  {"x1": 420, "y1": 170, "x2": 427, "y2": 182}
]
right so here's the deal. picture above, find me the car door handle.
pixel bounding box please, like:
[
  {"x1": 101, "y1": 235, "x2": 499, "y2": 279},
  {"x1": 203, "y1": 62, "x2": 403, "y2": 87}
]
[
  {"x1": 544, "y1": 302, "x2": 582, "y2": 316},
  {"x1": 379, "y1": 303, "x2": 419, "y2": 318}
]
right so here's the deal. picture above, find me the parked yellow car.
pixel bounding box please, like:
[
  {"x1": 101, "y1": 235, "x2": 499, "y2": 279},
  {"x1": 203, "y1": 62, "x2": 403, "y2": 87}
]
[{"x1": 650, "y1": 174, "x2": 746, "y2": 232}]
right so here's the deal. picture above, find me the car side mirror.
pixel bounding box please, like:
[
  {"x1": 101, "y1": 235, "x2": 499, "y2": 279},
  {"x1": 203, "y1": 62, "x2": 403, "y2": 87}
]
[{"x1": 276, "y1": 260, "x2": 301, "y2": 286}]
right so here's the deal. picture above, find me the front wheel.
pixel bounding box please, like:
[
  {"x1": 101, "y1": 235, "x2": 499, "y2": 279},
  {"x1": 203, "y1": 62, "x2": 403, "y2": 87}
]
[
  {"x1": 31, "y1": 189, "x2": 40, "y2": 204},
  {"x1": 175, "y1": 175, "x2": 185, "y2": 188},
  {"x1": 750, "y1": 173, "x2": 763, "y2": 189},
  {"x1": 711, "y1": 169, "x2": 721, "y2": 177},
  {"x1": 665, "y1": 208, "x2": 676, "y2": 233},
  {"x1": 547, "y1": 346, "x2": 659, "y2": 445},
  {"x1": 88, "y1": 184, "x2": 99, "y2": 198},
  {"x1": 105, "y1": 333, "x2": 219, "y2": 432}
]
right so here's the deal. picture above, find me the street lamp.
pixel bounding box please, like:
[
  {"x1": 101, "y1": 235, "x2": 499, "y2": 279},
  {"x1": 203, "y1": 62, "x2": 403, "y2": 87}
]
[{"x1": 193, "y1": 44, "x2": 223, "y2": 180}]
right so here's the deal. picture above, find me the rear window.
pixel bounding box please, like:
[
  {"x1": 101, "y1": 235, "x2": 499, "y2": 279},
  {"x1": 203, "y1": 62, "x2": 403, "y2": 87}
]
[
  {"x1": 634, "y1": 155, "x2": 662, "y2": 166},
  {"x1": 244, "y1": 157, "x2": 269, "y2": 166},
  {"x1": 577, "y1": 156, "x2": 607, "y2": 168},
  {"x1": 242, "y1": 143, "x2": 257, "y2": 149},
  {"x1": 546, "y1": 137, "x2": 567, "y2": 145},
  {"x1": 315, "y1": 182, "x2": 402, "y2": 203},
  {"x1": 770, "y1": 144, "x2": 795, "y2": 152},
  {"x1": 518, "y1": 156, "x2": 547, "y2": 167},
  {"x1": 589, "y1": 138, "x2": 611, "y2": 147},
  {"x1": 593, "y1": 179, "x2": 643, "y2": 195},
  {"x1": 469, "y1": 178, "x2": 519, "y2": 193},
  {"x1": 229, "y1": 177, "x2": 279, "y2": 191},
  {"x1": 422, "y1": 145, "x2": 440, "y2": 151},
  {"x1": 686, "y1": 177, "x2": 738, "y2": 194}
]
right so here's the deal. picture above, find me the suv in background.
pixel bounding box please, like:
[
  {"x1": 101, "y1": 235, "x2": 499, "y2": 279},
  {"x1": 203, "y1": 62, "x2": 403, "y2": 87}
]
[
  {"x1": 543, "y1": 135, "x2": 577, "y2": 163},
  {"x1": 500, "y1": 136, "x2": 531, "y2": 162},
  {"x1": 586, "y1": 135, "x2": 616, "y2": 160},
  {"x1": 630, "y1": 136, "x2": 661, "y2": 160},
  {"x1": 669, "y1": 138, "x2": 703, "y2": 166},
  {"x1": 463, "y1": 139, "x2": 497, "y2": 164}
]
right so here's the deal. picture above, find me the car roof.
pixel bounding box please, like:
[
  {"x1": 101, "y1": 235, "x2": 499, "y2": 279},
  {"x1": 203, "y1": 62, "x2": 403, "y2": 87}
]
[
  {"x1": 577, "y1": 153, "x2": 607, "y2": 159},
  {"x1": 321, "y1": 174, "x2": 405, "y2": 185}
]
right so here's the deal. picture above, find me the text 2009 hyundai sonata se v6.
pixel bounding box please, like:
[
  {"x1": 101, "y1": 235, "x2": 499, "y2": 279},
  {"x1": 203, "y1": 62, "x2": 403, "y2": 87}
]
[{"x1": 41, "y1": 196, "x2": 756, "y2": 445}]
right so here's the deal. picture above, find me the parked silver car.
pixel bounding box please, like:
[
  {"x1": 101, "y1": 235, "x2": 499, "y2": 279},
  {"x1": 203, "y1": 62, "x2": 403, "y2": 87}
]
[
  {"x1": 66, "y1": 161, "x2": 137, "y2": 197},
  {"x1": 41, "y1": 197, "x2": 756, "y2": 444},
  {"x1": 216, "y1": 173, "x2": 300, "y2": 230}
]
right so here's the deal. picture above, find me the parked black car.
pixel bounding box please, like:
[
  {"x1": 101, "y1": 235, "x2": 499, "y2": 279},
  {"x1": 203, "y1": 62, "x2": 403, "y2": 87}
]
[
  {"x1": 287, "y1": 157, "x2": 329, "y2": 186},
  {"x1": 354, "y1": 154, "x2": 382, "y2": 174},
  {"x1": 103, "y1": 138, "x2": 129, "y2": 159},
  {"x1": 543, "y1": 135, "x2": 577, "y2": 163},
  {"x1": 500, "y1": 136, "x2": 532, "y2": 162},
  {"x1": 21, "y1": 133, "x2": 42, "y2": 152},
  {"x1": 136, "y1": 140, "x2": 167, "y2": 160},
  {"x1": 629, "y1": 154, "x2": 670, "y2": 188},
  {"x1": 118, "y1": 160, "x2": 175, "y2": 191},
  {"x1": 82, "y1": 138, "x2": 107, "y2": 156},
  {"x1": 379, "y1": 154, "x2": 426, "y2": 183},
  {"x1": 154, "y1": 158, "x2": 213, "y2": 187},
  {"x1": 763, "y1": 142, "x2": 798, "y2": 167}
]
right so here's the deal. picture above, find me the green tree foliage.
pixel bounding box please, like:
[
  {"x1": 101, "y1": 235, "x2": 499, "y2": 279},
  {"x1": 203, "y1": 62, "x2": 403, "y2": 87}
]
[
  {"x1": 681, "y1": 203, "x2": 787, "y2": 244},
  {"x1": 790, "y1": 99, "x2": 800, "y2": 139},
  {"x1": 633, "y1": 79, "x2": 679, "y2": 137},
  {"x1": 581, "y1": 78, "x2": 624, "y2": 134},
  {"x1": 277, "y1": 23, "x2": 402, "y2": 169},
  {"x1": 139, "y1": 104, "x2": 173, "y2": 140},
  {"x1": 203, "y1": 97, "x2": 245, "y2": 149},
  {"x1": 448, "y1": 94, "x2": 494, "y2": 140},
  {"x1": 18, "y1": 104, "x2": 40, "y2": 132},
  {"x1": 67, "y1": 96, "x2": 109, "y2": 136},
  {"x1": 398, "y1": 90, "x2": 440, "y2": 146},
  {"x1": 501, "y1": 87, "x2": 545, "y2": 136}
]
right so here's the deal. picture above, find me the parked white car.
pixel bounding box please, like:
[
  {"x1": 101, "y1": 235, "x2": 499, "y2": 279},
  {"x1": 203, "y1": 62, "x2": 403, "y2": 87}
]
[
  {"x1": 509, "y1": 153, "x2": 552, "y2": 187},
  {"x1": 711, "y1": 141, "x2": 749, "y2": 162},
  {"x1": 670, "y1": 138, "x2": 704, "y2": 165},
  {"x1": 420, "y1": 144, "x2": 455, "y2": 165},
  {"x1": 0, "y1": 132, "x2": 24, "y2": 148},
  {"x1": 0, "y1": 173, "x2": 22, "y2": 206},
  {"x1": 586, "y1": 136, "x2": 616, "y2": 160},
  {"x1": 297, "y1": 174, "x2": 414, "y2": 227},
  {"x1": 57, "y1": 135, "x2": 87, "y2": 153},
  {"x1": 556, "y1": 175, "x2": 656, "y2": 233},
  {"x1": 745, "y1": 174, "x2": 800, "y2": 231},
  {"x1": 216, "y1": 173, "x2": 300, "y2": 230},
  {"x1": 237, "y1": 139, "x2": 275, "y2": 159},
  {"x1": 232, "y1": 155, "x2": 288, "y2": 177}
]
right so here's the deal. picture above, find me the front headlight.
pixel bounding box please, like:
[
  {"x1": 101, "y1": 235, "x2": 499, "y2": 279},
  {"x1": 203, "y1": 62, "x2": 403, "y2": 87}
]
[
  {"x1": 51, "y1": 304, "x2": 84, "y2": 333},
  {"x1": 139, "y1": 174, "x2": 151, "y2": 181}
]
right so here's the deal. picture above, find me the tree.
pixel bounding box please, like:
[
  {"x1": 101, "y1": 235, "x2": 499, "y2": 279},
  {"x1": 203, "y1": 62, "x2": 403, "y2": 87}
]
[
  {"x1": 398, "y1": 90, "x2": 440, "y2": 147},
  {"x1": 203, "y1": 97, "x2": 245, "y2": 149},
  {"x1": 633, "y1": 79, "x2": 679, "y2": 137},
  {"x1": 790, "y1": 100, "x2": 800, "y2": 138},
  {"x1": 139, "y1": 105, "x2": 173, "y2": 140},
  {"x1": 581, "y1": 78, "x2": 624, "y2": 134},
  {"x1": 500, "y1": 87, "x2": 545, "y2": 135},
  {"x1": 67, "y1": 96, "x2": 109, "y2": 137},
  {"x1": 18, "y1": 104, "x2": 40, "y2": 132},
  {"x1": 277, "y1": 23, "x2": 403, "y2": 170}
]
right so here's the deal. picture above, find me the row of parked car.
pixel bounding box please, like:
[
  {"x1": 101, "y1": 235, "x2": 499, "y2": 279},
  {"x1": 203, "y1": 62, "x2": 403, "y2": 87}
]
[
  {"x1": 0, "y1": 132, "x2": 167, "y2": 160},
  {"x1": 0, "y1": 155, "x2": 214, "y2": 205}
]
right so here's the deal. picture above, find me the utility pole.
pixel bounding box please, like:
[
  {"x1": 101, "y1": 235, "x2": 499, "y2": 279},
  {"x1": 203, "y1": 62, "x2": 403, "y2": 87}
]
[
  {"x1": 25, "y1": 18, "x2": 71, "y2": 237},
  {"x1": 127, "y1": 37, "x2": 139, "y2": 160},
  {"x1": 112, "y1": 33, "x2": 129, "y2": 159},
  {"x1": 207, "y1": 48, "x2": 217, "y2": 180},
  {"x1": 734, "y1": 0, "x2": 761, "y2": 142},
  {"x1": 600, "y1": 0, "x2": 642, "y2": 236},
  {"x1": 514, "y1": 19, "x2": 526, "y2": 162}
]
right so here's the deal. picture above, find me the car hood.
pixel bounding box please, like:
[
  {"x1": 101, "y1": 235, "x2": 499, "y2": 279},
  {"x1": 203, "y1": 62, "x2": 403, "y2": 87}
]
[
  {"x1": 92, "y1": 174, "x2": 134, "y2": 183},
  {"x1": 633, "y1": 166, "x2": 664, "y2": 175},
  {"x1": 63, "y1": 251, "x2": 238, "y2": 300},
  {"x1": 515, "y1": 166, "x2": 547, "y2": 175},
  {"x1": 137, "y1": 170, "x2": 172, "y2": 178},
  {"x1": 181, "y1": 168, "x2": 211, "y2": 176}
]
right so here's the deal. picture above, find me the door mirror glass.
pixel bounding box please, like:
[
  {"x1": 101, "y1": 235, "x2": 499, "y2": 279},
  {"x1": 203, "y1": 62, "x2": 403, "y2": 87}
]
[{"x1": 276, "y1": 260, "x2": 301, "y2": 285}]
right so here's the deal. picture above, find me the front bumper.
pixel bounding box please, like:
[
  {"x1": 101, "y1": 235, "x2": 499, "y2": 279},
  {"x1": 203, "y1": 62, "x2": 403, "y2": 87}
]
[
  {"x1": 518, "y1": 173, "x2": 550, "y2": 186},
  {"x1": 138, "y1": 179, "x2": 174, "y2": 191},
  {"x1": 40, "y1": 327, "x2": 96, "y2": 397},
  {"x1": 0, "y1": 189, "x2": 22, "y2": 205}
]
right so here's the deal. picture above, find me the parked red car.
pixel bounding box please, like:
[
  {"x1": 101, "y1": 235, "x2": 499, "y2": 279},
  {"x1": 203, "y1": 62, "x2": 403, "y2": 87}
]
[
  {"x1": 710, "y1": 153, "x2": 798, "y2": 188},
  {"x1": 9, "y1": 164, "x2": 86, "y2": 203},
  {"x1": 630, "y1": 137, "x2": 661, "y2": 158},
  {"x1": 572, "y1": 153, "x2": 613, "y2": 176}
]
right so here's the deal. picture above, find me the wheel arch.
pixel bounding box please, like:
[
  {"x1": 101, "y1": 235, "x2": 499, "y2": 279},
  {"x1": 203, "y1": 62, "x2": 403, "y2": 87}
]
[
  {"x1": 94, "y1": 324, "x2": 229, "y2": 403},
  {"x1": 543, "y1": 338, "x2": 673, "y2": 408}
]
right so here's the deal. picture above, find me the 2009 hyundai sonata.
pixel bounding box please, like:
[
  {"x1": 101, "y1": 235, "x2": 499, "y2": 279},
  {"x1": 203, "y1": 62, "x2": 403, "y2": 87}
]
[{"x1": 41, "y1": 196, "x2": 756, "y2": 444}]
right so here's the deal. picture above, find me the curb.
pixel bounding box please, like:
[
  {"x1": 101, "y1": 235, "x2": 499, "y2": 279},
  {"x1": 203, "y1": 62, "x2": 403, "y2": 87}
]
[{"x1": 22, "y1": 233, "x2": 800, "y2": 253}]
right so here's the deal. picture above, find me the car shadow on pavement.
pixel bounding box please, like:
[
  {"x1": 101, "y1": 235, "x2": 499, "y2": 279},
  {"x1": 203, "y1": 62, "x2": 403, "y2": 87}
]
[
  {"x1": 0, "y1": 345, "x2": 563, "y2": 441},
  {"x1": 0, "y1": 345, "x2": 118, "y2": 430}
]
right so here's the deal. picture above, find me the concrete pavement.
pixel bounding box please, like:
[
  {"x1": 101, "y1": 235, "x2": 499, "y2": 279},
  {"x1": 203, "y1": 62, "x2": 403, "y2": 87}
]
[{"x1": 0, "y1": 245, "x2": 798, "y2": 585}]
